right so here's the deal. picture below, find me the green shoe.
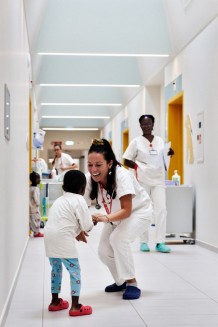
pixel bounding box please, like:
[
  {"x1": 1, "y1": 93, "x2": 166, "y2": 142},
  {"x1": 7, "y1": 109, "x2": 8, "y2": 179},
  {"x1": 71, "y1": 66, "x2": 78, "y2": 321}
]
[
  {"x1": 156, "y1": 243, "x2": 171, "y2": 253},
  {"x1": 140, "y1": 243, "x2": 150, "y2": 252}
]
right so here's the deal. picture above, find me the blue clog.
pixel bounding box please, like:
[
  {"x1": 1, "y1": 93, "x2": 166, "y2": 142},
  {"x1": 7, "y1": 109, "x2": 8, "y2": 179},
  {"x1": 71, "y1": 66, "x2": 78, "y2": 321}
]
[
  {"x1": 105, "y1": 282, "x2": 126, "y2": 292},
  {"x1": 122, "y1": 286, "x2": 141, "y2": 300}
]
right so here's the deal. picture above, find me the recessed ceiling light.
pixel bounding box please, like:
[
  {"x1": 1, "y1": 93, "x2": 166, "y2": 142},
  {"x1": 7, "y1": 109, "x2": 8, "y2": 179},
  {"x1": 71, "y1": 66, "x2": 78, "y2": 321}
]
[
  {"x1": 41, "y1": 115, "x2": 110, "y2": 119},
  {"x1": 65, "y1": 140, "x2": 74, "y2": 146},
  {"x1": 42, "y1": 127, "x2": 99, "y2": 131},
  {"x1": 39, "y1": 83, "x2": 141, "y2": 88},
  {"x1": 40, "y1": 103, "x2": 122, "y2": 106},
  {"x1": 38, "y1": 52, "x2": 169, "y2": 57}
]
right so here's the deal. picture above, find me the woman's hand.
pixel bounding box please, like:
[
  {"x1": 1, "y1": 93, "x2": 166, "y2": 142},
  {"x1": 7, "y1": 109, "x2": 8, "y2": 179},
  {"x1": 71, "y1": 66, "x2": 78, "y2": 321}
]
[
  {"x1": 168, "y1": 147, "x2": 174, "y2": 157},
  {"x1": 92, "y1": 194, "x2": 132, "y2": 224},
  {"x1": 92, "y1": 213, "x2": 109, "y2": 224}
]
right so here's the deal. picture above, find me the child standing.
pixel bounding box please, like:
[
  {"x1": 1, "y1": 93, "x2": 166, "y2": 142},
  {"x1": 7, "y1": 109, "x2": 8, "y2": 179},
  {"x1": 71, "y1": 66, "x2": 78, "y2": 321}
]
[
  {"x1": 29, "y1": 171, "x2": 44, "y2": 237},
  {"x1": 44, "y1": 170, "x2": 93, "y2": 317}
]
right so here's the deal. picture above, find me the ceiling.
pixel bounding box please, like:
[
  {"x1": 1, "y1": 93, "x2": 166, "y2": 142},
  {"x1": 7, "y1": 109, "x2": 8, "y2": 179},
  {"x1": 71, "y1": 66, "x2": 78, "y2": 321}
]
[{"x1": 23, "y1": 0, "x2": 218, "y2": 131}]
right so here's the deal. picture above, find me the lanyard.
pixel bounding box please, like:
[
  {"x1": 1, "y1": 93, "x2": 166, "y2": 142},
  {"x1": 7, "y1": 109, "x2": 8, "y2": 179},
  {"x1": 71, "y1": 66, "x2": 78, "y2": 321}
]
[{"x1": 99, "y1": 183, "x2": 112, "y2": 215}]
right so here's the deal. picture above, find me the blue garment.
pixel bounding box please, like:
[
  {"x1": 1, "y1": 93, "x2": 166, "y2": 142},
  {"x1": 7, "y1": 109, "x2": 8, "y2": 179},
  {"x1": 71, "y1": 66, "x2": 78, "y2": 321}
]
[{"x1": 49, "y1": 258, "x2": 81, "y2": 296}]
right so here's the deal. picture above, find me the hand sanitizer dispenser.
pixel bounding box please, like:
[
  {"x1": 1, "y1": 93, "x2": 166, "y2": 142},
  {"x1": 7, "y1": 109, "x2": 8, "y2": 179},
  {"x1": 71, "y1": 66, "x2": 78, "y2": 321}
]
[{"x1": 172, "y1": 170, "x2": 180, "y2": 186}]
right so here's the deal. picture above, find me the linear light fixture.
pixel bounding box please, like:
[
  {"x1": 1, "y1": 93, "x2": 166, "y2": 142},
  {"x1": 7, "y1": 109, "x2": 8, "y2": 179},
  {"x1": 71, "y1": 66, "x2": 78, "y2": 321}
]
[
  {"x1": 38, "y1": 52, "x2": 169, "y2": 57},
  {"x1": 42, "y1": 127, "x2": 99, "y2": 131},
  {"x1": 42, "y1": 115, "x2": 110, "y2": 119},
  {"x1": 65, "y1": 140, "x2": 74, "y2": 146},
  {"x1": 39, "y1": 83, "x2": 141, "y2": 88},
  {"x1": 40, "y1": 103, "x2": 122, "y2": 106}
]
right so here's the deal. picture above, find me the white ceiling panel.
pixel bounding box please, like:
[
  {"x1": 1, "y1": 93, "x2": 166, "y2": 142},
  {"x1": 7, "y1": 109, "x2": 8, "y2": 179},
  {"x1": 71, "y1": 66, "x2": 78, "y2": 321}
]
[
  {"x1": 36, "y1": 57, "x2": 143, "y2": 84},
  {"x1": 23, "y1": 0, "x2": 218, "y2": 131},
  {"x1": 36, "y1": 0, "x2": 171, "y2": 54}
]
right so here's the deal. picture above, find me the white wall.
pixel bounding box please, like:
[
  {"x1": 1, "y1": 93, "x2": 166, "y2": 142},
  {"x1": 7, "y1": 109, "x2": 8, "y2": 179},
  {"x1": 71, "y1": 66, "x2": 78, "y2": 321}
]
[
  {"x1": 0, "y1": 1, "x2": 30, "y2": 324},
  {"x1": 165, "y1": 16, "x2": 218, "y2": 249},
  {"x1": 113, "y1": 111, "x2": 126, "y2": 163},
  {"x1": 145, "y1": 86, "x2": 161, "y2": 136},
  {"x1": 103, "y1": 86, "x2": 162, "y2": 153},
  {"x1": 127, "y1": 88, "x2": 145, "y2": 141}
]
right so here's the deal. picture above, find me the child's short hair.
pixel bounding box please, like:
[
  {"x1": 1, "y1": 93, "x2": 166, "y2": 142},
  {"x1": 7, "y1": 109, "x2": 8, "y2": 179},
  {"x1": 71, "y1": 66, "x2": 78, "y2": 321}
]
[
  {"x1": 30, "y1": 171, "x2": 40, "y2": 183},
  {"x1": 63, "y1": 170, "x2": 86, "y2": 194}
]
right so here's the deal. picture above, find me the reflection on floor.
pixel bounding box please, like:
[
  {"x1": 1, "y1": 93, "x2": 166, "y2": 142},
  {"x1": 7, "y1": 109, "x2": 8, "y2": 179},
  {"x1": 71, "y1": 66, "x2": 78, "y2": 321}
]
[{"x1": 4, "y1": 222, "x2": 218, "y2": 327}]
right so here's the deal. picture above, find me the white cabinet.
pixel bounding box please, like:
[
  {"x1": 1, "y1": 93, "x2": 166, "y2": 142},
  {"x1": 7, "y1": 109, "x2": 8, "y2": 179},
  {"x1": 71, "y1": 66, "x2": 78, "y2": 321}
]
[
  {"x1": 40, "y1": 180, "x2": 63, "y2": 226},
  {"x1": 166, "y1": 185, "x2": 194, "y2": 235}
]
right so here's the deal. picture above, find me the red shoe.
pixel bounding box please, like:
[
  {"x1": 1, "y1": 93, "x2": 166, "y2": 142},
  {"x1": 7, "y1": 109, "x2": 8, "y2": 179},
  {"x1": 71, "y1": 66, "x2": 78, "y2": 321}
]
[
  {"x1": 69, "y1": 304, "x2": 92, "y2": 316},
  {"x1": 34, "y1": 232, "x2": 44, "y2": 237},
  {"x1": 48, "y1": 298, "x2": 69, "y2": 311}
]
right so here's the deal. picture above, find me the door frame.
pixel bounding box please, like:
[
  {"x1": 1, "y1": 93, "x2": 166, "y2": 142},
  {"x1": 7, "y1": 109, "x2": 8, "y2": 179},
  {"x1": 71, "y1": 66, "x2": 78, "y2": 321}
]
[
  {"x1": 167, "y1": 91, "x2": 184, "y2": 183},
  {"x1": 122, "y1": 128, "x2": 129, "y2": 167}
]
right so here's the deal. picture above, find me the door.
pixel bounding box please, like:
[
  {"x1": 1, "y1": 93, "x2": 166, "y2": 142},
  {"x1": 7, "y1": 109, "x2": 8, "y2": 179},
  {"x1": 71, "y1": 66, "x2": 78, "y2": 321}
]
[
  {"x1": 122, "y1": 129, "x2": 129, "y2": 167},
  {"x1": 167, "y1": 92, "x2": 184, "y2": 184}
]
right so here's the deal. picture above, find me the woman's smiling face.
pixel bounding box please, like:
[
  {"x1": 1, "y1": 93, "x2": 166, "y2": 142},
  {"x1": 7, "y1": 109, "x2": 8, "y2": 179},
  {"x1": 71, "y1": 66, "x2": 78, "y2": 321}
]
[
  {"x1": 88, "y1": 152, "x2": 112, "y2": 185},
  {"x1": 140, "y1": 116, "x2": 154, "y2": 135}
]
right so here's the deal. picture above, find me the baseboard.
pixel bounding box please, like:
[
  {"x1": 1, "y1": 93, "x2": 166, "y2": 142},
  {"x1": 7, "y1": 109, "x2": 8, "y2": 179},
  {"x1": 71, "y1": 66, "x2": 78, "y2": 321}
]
[
  {"x1": 0, "y1": 237, "x2": 29, "y2": 327},
  {"x1": 195, "y1": 239, "x2": 218, "y2": 253}
]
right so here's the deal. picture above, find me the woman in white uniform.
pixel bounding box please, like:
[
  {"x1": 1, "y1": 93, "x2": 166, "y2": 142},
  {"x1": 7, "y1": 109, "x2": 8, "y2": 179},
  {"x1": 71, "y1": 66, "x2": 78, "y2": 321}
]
[
  {"x1": 84, "y1": 138, "x2": 152, "y2": 300},
  {"x1": 52, "y1": 143, "x2": 78, "y2": 181},
  {"x1": 123, "y1": 114, "x2": 174, "y2": 253}
]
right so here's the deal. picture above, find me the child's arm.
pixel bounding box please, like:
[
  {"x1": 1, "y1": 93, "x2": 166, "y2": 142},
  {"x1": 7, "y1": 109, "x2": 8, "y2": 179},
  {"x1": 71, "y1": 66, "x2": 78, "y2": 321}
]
[
  {"x1": 76, "y1": 198, "x2": 94, "y2": 233},
  {"x1": 76, "y1": 231, "x2": 89, "y2": 243}
]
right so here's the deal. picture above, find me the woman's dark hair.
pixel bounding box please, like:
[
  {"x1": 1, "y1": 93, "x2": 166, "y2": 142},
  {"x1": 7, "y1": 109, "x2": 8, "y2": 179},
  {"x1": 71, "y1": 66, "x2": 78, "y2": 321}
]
[
  {"x1": 54, "y1": 143, "x2": 62, "y2": 150},
  {"x1": 52, "y1": 143, "x2": 62, "y2": 165},
  {"x1": 63, "y1": 170, "x2": 86, "y2": 195},
  {"x1": 139, "y1": 114, "x2": 155, "y2": 124},
  {"x1": 88, "y1": 138, "x2": 121, "y2": 200}
]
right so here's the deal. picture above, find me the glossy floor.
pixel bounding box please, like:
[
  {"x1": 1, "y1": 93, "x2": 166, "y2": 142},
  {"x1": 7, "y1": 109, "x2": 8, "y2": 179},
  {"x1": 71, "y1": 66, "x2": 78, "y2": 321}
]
[{"x1": 4, "y1": 223, "x2": 218, "y2": 327}]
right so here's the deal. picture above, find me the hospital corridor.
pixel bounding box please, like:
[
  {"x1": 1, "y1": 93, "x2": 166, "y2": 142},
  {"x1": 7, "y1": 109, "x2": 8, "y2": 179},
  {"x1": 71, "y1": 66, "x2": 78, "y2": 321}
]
[{"x1": 1, "y1": 1, "x2": 218, "y2": 326}]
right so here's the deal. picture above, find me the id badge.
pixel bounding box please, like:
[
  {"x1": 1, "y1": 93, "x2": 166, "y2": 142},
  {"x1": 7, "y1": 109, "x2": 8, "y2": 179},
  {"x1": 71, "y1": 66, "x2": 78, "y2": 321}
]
[{"x1": 149, "y1": 149, "x2": 158, "y2": 155}]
